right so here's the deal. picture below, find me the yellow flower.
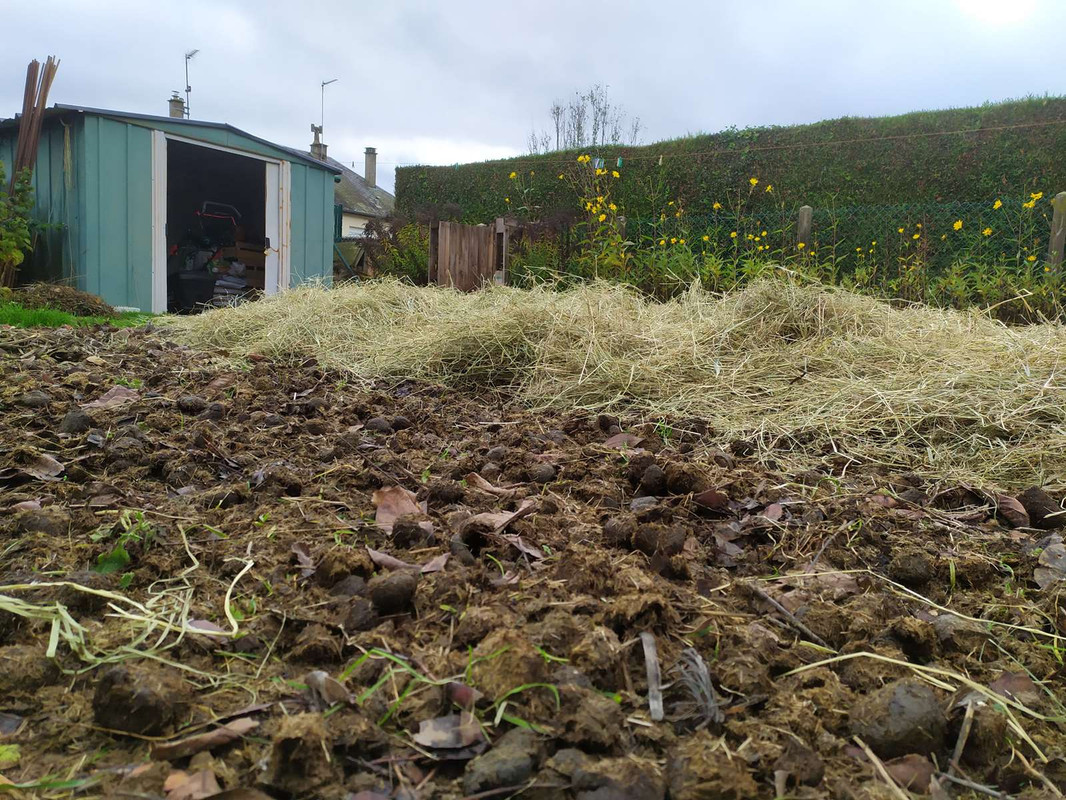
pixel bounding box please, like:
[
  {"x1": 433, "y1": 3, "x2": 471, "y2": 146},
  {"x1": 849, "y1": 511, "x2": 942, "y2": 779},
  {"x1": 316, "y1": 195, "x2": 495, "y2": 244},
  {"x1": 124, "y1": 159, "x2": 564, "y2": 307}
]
[
  {"x1": 679, "y1": 238, "x2": 686, "y2": 245},
  {"x1": 595, "y1": 168, "x2": 605, "y2": 176},
  {"x1": 993, "y1": 199, "x2": 1003, "y2": 210},
  {"x1": 598, "y1": 213, "x2": 606, "y2": 223},
  {"x1": 659, "y1": 239, "x2": 666, "y2": 247},
  {"x1": 504, "y1": 197, "x2": 510, "y2": 204},
  {"x1": 761, "y1": 230, "x2": 767, "y2": 237},
  {"x1": 952, "y1": 219, "x2": 963, "y2": 231},
  {"x1": 596, "y1": 196, "x2": 604, "y2": 203},
  {"x1": 757, "y1": 245, "x2": 764, "y2": 251},
  {"x1": 1045, "y1": 265, "x2": 1052, "y2": 272},
  {"x1": 730, "y1": 231, "x2": 738, "y2": 239},
  {"x1": 670, "y1": 237, "x2": 677, "y2": 244},
  {"x1": 749, "y1": 177, "x2": 758, "y2": 186},
  {"x1": 754, "y1": 236, "x2": 761, "y2": 242},
  {"x1": 611, "y1": 170, "x2": 620, "y2": 178},
  {"x1": 765, "y1": 184, "x2": 773, "y2": 193},
  {"x1": 871, "y1": 240, "x2": 877, "y2": 246},
  {"x1": 856, "y1": 247, "x2": 862, "y2": 252},
  {"x1": 797, "y1": 242, "x2": 806, "y2": 250},
  {"x1": 608, "y1": 203, "x2": 617, "y2": 212},
  {"x1": 897, "y1": 227, "x2": 904, "y2": 234},
  {"x1": 746, "y1": 233, "x2": 754, "y2": 240},
  {"x1": 916, "y1": 223, "x2": 922, "y2": 229},
  {"x1": 712, "y1": 201, "x2": 722, "y2": 211},
  {"x1": 508, "y1": 171, "x2": 517, "y2": 179},
  {"x1": 557, "y1": 173, "x2": 564, "y2": 180},
  {"x1": 1028, "y1": 254, "x2": 1037, "y2": 262},
  {"x1": 1031, "y1": 191, "x2": 1044, "y2": 201},
  {"x1": 585, "y1": 202, "x2": 593, "y2": 211},
  {"x1": 674, "y1": 211, "x2": 681, "y2": 218},
  {"x1": 982, "y1": 227, "x2": 992, "y2": 237},
  {"x1": 912, "y1": 233, "x2": 920, "y2": 240},
  {"x1": 940, "y1": 234, "x2": 947, "y2": 240},
  {"x1": 668, "y1": 201, "x2": 675, "y2": 206},
  {"x1": 702, "y1": 235, "x2": 710, "y2": 241},
  {"x1": 660, "y1": 213, "x2": 666, "y2": 222},
  {"x1": 1023, "y1": 200, "x2": 1036, "y2": 209},
  {"x1": 529, "y1": 171, "x2": 534, "y2": 176},
  {"x1": 577, "y1": 154, "x2": 590, "y2": 164},
  {"x1": 868, "y1": 248, "x2": 874, "y2": 254}
]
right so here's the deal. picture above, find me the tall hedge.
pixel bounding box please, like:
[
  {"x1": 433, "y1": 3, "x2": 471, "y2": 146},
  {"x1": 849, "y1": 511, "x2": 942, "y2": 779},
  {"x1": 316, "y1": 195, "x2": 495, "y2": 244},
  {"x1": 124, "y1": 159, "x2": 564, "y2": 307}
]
[{"x1": 396, "y1": 97, "x2": 1066, "y2": 223}]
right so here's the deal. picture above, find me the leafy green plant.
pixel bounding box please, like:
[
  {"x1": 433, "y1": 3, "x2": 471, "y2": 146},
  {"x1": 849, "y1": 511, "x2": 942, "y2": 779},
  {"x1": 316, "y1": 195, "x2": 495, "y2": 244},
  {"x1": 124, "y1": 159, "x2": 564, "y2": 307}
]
[{"x1": 0, "y1": 164, "x2": 34, "y2": 288}]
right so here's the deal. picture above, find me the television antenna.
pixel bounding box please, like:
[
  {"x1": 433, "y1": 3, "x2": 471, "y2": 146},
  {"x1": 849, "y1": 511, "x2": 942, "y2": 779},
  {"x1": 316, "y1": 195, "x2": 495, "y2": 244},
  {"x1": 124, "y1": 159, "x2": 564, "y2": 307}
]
[
  {"x1": 184, "y1": 49, "x2": 199, "y2": 118},
  {"x1": 321, "y1": 78, "x2": 338, "y2": 131}
]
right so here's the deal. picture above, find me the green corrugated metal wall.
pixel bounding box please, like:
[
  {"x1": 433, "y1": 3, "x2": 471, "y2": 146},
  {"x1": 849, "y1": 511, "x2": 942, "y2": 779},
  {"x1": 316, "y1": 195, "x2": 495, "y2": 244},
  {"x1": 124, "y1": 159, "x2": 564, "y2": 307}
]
[
  {"x1": 0, "y1": 120, "x2": 80, "y2": 286},
  {"x1": 0, "y1": 111, "x2": 334, "y2": 309}
]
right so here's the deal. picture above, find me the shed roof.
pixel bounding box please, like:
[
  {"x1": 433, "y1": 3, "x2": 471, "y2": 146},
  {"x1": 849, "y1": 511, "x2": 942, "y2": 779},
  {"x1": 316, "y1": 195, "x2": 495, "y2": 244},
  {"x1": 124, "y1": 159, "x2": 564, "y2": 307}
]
[
  {"x1": 313, "y1": 154, "x2": 395, "y2": 218},
  {"x1": 0, "y1": 104, "x2": 341, "y2": 173}
]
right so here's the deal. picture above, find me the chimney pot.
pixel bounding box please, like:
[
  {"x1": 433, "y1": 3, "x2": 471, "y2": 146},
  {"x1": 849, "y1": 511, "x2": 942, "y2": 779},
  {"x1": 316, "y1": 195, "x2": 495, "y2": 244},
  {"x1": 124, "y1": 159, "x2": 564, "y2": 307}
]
[
  {"x1": 310, "y1": 124, "x2": 328, "y2": 160},
  {"x1": 168, "y1": 93, "x2": 185, "y2": 119},
  {"x1": 364, "y1": 147, "x2": 377, "y2": 188}
]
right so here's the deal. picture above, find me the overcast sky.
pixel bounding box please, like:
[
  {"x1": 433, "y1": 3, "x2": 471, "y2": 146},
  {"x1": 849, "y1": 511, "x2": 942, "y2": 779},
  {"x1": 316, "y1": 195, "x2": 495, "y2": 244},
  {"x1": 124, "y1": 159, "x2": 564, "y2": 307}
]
[{"x1": 3, "y1": 0, "x2": 1063, "y2": 194}]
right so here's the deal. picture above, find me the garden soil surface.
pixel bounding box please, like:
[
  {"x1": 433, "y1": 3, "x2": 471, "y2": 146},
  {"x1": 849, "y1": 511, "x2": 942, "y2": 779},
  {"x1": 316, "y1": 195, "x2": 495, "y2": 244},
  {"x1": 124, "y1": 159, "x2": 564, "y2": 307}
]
[{"x1": 2, "y1": 323, "x2": 1066, "y2": 799}]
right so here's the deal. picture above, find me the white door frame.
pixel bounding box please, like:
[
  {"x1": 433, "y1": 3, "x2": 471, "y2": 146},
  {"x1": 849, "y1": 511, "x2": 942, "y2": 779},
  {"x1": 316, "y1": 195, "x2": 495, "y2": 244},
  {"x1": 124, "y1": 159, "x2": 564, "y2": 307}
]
[
  {"x1": 150, "y1": 134, "x2": 290, "y2": 311},
  {"x1": 150, "y1": 131, "x2": 168, "y2": 313}
]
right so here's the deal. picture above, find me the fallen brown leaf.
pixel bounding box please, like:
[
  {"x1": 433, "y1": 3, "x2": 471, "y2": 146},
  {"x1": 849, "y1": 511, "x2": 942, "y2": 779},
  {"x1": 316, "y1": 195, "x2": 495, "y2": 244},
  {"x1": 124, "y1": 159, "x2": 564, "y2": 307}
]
[
  {"x1": 372, "y1": 486, "x2": 422, "y2": 533},
  {"x1": 1034, "y1": 542, "x2": 1066, "y2": 589},
  {"x1": 995, "y1": 493, "x2": 1030, "y2": 529},
  {"x1": 366, "y1": 547, "x2": 418, "y2": 572},
  {"x1": 152, "y1": 718, "x2": 258, "y2": 761},
  {"x1": 82, "y1": 385, "x2": 140, "y2": 411},
  {"x1": 884, "y1": 754, "x2": 934, "y2": 792},
  {"x1": 693, "y1": 488, "x2": 730, "y2": 512},
  {"x1": 464, "y1": 472, "x2": 518, "y2": 499},
  {"x1": 20, "y1": 452, "x2": 65, "y2": 481},
  {"x1": 412, "y1": 711, "x2": 484, "y2": 750},
  {"x1": 305, "y1": 670, "x2": 353, "y2": 707},
  {"x1": 291, "y1": 542, "x2": 315, "y2": 577},
  {"x1": 420, "y1": 553, "x2": 449, "y2": 573},
  {"x1": 603, "y1": 432, "x2": 643, "y2": 449},
  {"x1": 166, "y1": 768, "x2": 222, "y2": 800}
]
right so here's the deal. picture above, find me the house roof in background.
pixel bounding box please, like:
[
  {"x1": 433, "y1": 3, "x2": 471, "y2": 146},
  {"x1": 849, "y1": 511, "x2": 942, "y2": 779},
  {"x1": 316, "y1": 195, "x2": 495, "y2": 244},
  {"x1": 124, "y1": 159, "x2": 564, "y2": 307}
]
[{"x1": 314, "y1": 154, "x2": 395, "y2": 218}]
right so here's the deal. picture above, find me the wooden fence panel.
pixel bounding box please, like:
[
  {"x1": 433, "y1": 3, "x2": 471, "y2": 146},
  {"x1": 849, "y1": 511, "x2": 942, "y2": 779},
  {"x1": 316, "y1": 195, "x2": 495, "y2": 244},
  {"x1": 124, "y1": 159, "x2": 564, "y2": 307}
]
[{"x1": 433, "y1": 221, "x2": 497, "y2": 291}]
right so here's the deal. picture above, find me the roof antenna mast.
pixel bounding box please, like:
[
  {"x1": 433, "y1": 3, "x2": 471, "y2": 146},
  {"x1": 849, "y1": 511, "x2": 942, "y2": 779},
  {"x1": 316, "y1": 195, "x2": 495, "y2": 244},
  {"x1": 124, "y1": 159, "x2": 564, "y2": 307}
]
[
  {"x1": 321, "y1": 78, "x2": 338, "y2": 132},
  {"x1": 184, "y1": 49, "x2": 199, "y2": 119}
]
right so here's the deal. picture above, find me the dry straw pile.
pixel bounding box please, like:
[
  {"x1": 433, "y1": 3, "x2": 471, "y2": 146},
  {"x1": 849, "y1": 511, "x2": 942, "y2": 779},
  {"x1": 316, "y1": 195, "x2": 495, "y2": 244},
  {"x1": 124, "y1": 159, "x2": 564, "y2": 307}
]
[{"x1": 168, "y1": 279, "x2": 1066, "y2": 489}]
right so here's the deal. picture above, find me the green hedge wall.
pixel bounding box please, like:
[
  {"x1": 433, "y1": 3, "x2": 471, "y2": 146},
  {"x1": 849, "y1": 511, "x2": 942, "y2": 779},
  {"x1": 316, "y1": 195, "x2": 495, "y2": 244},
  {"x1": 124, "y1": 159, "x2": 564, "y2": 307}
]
[{"x1": 395, "y1": 97, "x2": 1066, "y2": 223}]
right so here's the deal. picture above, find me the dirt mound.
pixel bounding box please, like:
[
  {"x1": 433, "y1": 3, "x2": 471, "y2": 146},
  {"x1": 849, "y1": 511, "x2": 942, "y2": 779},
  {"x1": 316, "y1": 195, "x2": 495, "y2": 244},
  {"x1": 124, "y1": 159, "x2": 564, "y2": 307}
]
[
  {"x1": 12, "y1": 283, "x2": 116, "y2": 317},
  {"x1": 0, "y1": 323, "x2": 1064, "y2": 797}
]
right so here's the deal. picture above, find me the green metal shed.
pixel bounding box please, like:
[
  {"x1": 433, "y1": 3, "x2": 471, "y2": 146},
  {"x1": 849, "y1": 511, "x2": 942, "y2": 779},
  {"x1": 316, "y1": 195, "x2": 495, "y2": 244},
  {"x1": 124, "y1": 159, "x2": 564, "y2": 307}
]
[{"x1": 0, "y1": 104, "x2": 340, "y2": 312}]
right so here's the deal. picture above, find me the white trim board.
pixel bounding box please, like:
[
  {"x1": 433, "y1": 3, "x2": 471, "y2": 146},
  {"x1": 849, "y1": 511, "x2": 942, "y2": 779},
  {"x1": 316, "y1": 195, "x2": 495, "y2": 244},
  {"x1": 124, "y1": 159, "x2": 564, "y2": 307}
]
[
  {"x1": 162, "y1": 133, "x2": 283, "y2": 165},
  {"x1": 150, "y1": 130, "x2": 167, "y2": 314}
]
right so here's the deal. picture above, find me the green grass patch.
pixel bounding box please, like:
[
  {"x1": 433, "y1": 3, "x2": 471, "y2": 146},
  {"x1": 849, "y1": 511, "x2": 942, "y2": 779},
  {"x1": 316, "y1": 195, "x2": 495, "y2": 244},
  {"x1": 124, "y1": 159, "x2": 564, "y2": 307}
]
[{"x1": 0, "y1": 302, "x2": 151, "y2": 329}]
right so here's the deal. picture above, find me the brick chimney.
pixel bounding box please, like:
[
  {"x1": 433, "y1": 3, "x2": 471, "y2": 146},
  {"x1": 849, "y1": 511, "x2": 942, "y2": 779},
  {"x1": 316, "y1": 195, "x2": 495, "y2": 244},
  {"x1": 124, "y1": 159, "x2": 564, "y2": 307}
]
[
  {"x1": 310, "y1": 124, "x2": 328, "y2": 160},
  {"x1": 168, "y1": 93, "x2": 185, "y2": 119},
  {"x1": 364, "y1": 146, "x2": 377, "y2": 187}
]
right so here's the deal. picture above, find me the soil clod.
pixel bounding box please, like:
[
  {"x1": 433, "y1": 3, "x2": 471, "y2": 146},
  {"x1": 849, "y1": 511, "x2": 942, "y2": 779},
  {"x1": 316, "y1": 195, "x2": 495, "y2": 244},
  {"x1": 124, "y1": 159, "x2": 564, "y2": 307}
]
[{"x1": 850, "y1": 678, "x2": 947, "y2": 758}]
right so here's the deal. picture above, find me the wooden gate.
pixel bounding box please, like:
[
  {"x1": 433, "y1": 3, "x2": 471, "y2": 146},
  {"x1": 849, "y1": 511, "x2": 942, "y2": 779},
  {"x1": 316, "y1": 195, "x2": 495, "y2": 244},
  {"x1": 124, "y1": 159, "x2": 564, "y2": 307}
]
[{"x1": 428, "y1": 219, "x2": 510, "y2": 291}]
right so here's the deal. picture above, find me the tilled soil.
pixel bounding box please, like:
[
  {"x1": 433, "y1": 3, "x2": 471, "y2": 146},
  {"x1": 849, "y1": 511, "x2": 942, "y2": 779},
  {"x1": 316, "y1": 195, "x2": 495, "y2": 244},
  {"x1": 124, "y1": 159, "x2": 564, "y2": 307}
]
[{"x1": 1, "y1": 323, "x2": 1065, "y2": 799}]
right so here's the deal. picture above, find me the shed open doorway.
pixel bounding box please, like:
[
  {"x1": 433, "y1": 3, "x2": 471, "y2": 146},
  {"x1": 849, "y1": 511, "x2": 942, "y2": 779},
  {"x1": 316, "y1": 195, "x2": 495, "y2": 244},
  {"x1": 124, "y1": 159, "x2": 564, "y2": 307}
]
[{"x1": 151, "y1": 134, "x2": 287, "y2": 313}]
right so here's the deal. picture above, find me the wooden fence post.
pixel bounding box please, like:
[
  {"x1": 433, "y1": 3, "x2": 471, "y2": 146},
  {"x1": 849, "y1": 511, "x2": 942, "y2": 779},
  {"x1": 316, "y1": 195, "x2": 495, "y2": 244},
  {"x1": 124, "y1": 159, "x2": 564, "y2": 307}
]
[
  {"x1": 428, "y1": 221, "x2": 439, "y2": 284},
  {"x1": 1047, "y1": 192, "x2": 1066, "y2": 269},
  {"x1": 796, "y1": 205, "x2": 813, "y2": 249},
  {"x1": 494, "y1": 217, "x2": 509, "y2": 285}
]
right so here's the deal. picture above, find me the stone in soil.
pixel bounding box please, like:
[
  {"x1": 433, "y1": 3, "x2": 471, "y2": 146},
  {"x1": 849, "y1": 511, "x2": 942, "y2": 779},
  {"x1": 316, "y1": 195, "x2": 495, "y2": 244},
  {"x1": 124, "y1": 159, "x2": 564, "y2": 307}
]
[
  {"x1": 463, "y1": 727, "x2": 545, "y2": 795},
  {"x1": 364, "y1": 416, "x2": 393, "y2": 434},
  {"x1": 19, "y1": 390, "x2": 52, "y2": 408},
  {"x1": 557, "y1": 686, "x2": 625, "y2": 751},
  {"x1": 368, "y1": 570, "x2": 418, "y2": 615},
  {"x1": 1018, "y1": 487, "x2": 1065, "y2": 529},
  {"x1": 391, "y1": 415, "x2": 412, "y2": 430},
  {"x1": 391, "y1": 514, "x2": 435, "y2": 548},
  {"x1": 341, "y1": 597, "x2": 379, "y2": 632},
  {"x1": 527, "y1": 463, "x2": 556, "y2": 484},
  {"x1": 92, "y1": 664, "x2": 190, "y2": 735},
  {"x1": 314, "y1": 548, "x2": 373, "y2": 589},
  {"x1": 601, "y1": 515, "x2": 636, "y2": 549},
  {"x1": 329, "y1": 574, "x2": 367, "y2": 597},
  {"x1": 176, "y1": 395, "x2": 208, "y2": 414},
  {"x1": 849, "y1": 678, "x2": 947, "y2": 758},
  {"x1": 58, "y1": 409, "x2": 95, "y2": 434},
  {"x1": 570, "y1": 755, "x2": 667, "y2": 800},
  {"x1": 485, "y1": 445, "x2": 509, "y2": 463}
]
